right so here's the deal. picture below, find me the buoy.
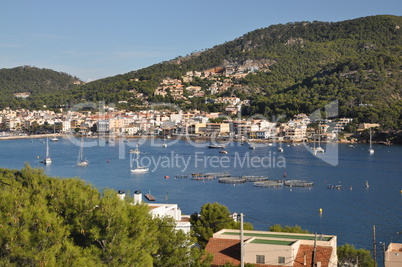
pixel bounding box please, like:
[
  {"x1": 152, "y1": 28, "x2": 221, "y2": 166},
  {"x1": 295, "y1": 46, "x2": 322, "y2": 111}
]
[
  {"x1": 319, "y1": 208, "x2": 323, "y2": 214},
  {"x1": 164, "y1": 176, "x2": 170, "y2": 179},
  {"x1": 350, "y1": 186, "x2": 353, "y2": 190}
]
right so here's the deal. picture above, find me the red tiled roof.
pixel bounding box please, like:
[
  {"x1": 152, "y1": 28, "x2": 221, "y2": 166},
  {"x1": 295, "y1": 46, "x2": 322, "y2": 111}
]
[
  {"x1": 205, "y1": 238, "x2": 285, "y2": 267},
  {"x1": 293, "y1": 244, "x2": 333, "y2": 267},
  {"x1": 205, "y1": 238, "x2": 240, "y2": 266}
]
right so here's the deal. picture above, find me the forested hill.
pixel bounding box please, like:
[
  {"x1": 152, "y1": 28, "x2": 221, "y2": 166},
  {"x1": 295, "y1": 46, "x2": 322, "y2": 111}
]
[
  {"x1": 2, "y1": 15, "x2": 402, "y2": 129},
  {"x1": 0, "y1": 66, "x2": 81, "y2": 108}
]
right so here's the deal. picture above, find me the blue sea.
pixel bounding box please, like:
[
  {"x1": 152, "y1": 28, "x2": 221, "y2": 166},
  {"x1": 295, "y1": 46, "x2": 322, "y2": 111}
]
[{"x1": 1, "y1": 136, "x2": 401, "y2": 263}]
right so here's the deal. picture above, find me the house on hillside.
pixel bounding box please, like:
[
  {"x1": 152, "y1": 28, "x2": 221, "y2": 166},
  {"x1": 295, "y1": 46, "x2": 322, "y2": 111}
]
[
  {"x1": 205, "y1": 229, "x2": 337, "y2": 267},
  {"x1": 118, "y1": 191, "x2": 191, "y2": 234}
]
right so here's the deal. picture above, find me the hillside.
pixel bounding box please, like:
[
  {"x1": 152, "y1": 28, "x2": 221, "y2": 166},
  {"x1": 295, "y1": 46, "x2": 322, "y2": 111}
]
[
  {"x1": 0, "y1": 66, "x2": 81, "y2": 109},
  {"x1": 2, "y1": 15, "x2": 402, "y2": 129}
]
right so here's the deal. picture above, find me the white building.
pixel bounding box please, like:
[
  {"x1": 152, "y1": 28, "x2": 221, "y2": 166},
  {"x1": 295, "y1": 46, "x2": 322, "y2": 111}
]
[
  {"x1": 130, "y1": 191, "x2": 191, "y2": 234},
  {"x1": 62, "y1": 121, "x2": 71, "y2": 133}
]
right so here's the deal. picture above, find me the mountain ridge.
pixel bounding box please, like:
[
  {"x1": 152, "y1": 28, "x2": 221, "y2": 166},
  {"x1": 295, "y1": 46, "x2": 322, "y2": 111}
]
[{"x1": 1, "y1": 15, "x2": 401, "y2": 129}]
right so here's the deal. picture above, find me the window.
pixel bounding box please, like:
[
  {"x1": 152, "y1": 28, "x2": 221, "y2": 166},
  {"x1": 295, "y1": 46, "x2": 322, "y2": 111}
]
[
  {"x1": 256, "y1": 255, "x2": 265, "y2": 264},
  {"x1": 278, "y1": 256, "x2": 285, "y2": 264}
]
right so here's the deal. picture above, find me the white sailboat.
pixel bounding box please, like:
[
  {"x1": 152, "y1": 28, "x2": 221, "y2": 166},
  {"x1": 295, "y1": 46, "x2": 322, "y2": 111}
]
[
  {"x1": 51, "y1": 124, "x2": 59, "y2": 142},
  {"x1": 278, "y1": 141, "x2": 284, "y2": 152},
  {"x1": 77, "y1": 137, "x2": 89, "y2": 167},
  {"x1": 315, "y1": 126, "x2": 325, "y2": 154},
  {"x1": 43, "y1": 137, "x2": 52, "y2": 165},
  {"x1": 368, "y1": 128, "x2": 375, "y2": 155},
  {"x1": 130, "y1": 145, "x2": 149, "y2": 173}
]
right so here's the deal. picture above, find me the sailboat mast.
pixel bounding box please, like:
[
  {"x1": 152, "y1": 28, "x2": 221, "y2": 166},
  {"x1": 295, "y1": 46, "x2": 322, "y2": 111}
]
[
  {"x1": 46, "y1": 138, "x2": 49, "y2": 157},
  {"x1": 370, "y1": 129, "x2": 372, "y2": 149}
]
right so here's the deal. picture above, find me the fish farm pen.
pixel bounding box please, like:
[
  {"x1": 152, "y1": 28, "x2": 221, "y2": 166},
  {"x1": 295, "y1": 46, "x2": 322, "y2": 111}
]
[
  {"x1": 218, "y1": 177, "x2": 247, "y2": 184},
  {"x1": 175, "y1": 175, "x2": 188, "y2": 179},
  {"x1": 205, "y1": 172, "x2": 230, "y2": 178},
  {"x1": 284, "y1": 180, "x2": 314, "y2": 187},
  {"x1": 253, "y1": 180, "x2": 284, "y2": 188},
  {"x1": 242, "y1": 176, "x2": 269, "y2": 182}
]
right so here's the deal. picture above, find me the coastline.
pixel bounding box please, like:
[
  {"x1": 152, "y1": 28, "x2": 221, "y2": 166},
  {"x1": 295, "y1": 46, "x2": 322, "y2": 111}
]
[{"x1": 0, "y1": 133, "x2": 389, "y2": 145}]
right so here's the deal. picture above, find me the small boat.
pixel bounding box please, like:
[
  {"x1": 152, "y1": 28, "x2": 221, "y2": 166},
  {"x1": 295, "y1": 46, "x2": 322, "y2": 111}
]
[
  {"x1": 144, "y1": 193, "x2": 156, "y2": 201},
  {"x1": 51, "y1": 125, "x2": 59, "y2": 142},
  {"x1": 348, "y1": 144, "x2": 355, "y2": 148},
  {"x1": 42, "y1": 138, "x2": 52, "y2": 165},
  {"x1": 131, "y1": 166, "x2": 149, "y2": 173},
  {"x1": 162, "y1": 143, "x2": 167, "y2": 148},
  {"x1": 219, "y1": 150, "x2": 228, "y2": 154},
  {"x1": 315, "y1": 146, "x2": 325, "y2": 153},
  {"x1": 369, "y1": 128, "x2": 374, "y2": 155},
  {"x1": 77, "y1": 137, "x2": 89, "y2": 167},
  {"x1": 106, "y1": 138, "x2": 115, "y2": 145},
  {"x1": 130, "y1": 145, "x2": 149, "y2": 173},
  {"x1": 208, "y1": 144, "x2": 225, "y2": 149},
  {"x1": 278, "y1": 141, "x2": 284, "y2": 152}
]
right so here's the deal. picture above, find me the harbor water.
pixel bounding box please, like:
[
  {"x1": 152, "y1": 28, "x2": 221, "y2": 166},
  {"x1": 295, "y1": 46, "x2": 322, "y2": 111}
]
[{"x1": 1, "y1": 136, "x2": 401, "y2": 263}]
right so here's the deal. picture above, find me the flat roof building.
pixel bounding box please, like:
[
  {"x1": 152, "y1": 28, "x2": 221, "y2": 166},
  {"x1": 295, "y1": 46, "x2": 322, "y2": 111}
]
[{"x1": 206, "y1": 229, "x2": 337, "y2": 267}]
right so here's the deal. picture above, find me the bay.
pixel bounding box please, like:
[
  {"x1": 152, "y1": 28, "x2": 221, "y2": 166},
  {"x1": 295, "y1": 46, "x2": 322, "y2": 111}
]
[{"x1": 1, "y1": 136, "x2": 402, "y2": 261}]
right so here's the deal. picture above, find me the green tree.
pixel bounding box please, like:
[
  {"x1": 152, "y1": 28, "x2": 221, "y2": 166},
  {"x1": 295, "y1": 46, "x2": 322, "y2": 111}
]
[
  {"x1": 153, "y1": 217, "x2": 213, "y2": 267},
  {"x1": 337, "y1": 243, "x2": 375, "y2": 267},
  {"x1": 0, "y1": 164, "x2": 211, "y2": 266},
  {"x1": 268, "y1": 224, "x2": 310, "y2": 233},
  {"x1": 190, "y1": 202, "x2": 253, "y2": 248}
]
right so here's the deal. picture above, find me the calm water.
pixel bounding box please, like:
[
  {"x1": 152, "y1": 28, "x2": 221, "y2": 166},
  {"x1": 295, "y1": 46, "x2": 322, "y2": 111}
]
[{"x1": 1, "y1": 137, "x2": 402, "y2": 261}]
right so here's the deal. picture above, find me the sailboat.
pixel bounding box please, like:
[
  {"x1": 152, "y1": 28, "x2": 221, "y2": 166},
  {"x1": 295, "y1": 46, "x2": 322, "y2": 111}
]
[
  {"x1": 51, "y1": 124, "x2": 59, "y2": 142},
  {"x1": 42, "y1": 137, "x2": 52, "y2": 165},
  {"x1": 368, "y1": 128, "x2": 375, "y2": 155},
  {"x1": 77, "y1": 137, "x2": 89, "y2": 167},
  {"x1": 278, "y1": 141, "x2": 284, "y2": 152},
  {"x1": 130, "y1": 145, "x2": 149, "y2": 173},
  {"x1": 315, "y1": 126, "x2": 325, "y2": 154},
  {"x1": 162, "y1": 131, "x2": 168, "y2": 148}
]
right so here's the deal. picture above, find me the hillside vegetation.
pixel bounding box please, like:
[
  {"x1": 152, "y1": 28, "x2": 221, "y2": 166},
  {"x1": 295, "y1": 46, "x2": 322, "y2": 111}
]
[
  {"x1": 0, "y1": 66, "x2": 81, "y2": 108},
  {"x1": 0, "y1": 164, "x2": 210, "y2": 266},
  {"x1": 1, "y1": 15, "x2": 402, "y2": 129}
]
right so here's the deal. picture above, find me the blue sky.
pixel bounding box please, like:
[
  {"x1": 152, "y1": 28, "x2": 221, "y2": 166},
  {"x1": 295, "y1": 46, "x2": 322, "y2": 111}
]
[{"x1": 1, "y1": 0, "x2": 401, "y2": 82}]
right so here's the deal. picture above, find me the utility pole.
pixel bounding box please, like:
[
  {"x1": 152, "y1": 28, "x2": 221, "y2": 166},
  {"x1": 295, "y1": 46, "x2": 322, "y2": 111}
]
[
  {"x1": 240, "y1": 213, "x2": 244, "y2": 267},
  {"x1": 373, "y1": 225, "x2": 377, "y2": 267},
  {"x1": 312, "y1": 233, "x2": 317, "y2": 267}
]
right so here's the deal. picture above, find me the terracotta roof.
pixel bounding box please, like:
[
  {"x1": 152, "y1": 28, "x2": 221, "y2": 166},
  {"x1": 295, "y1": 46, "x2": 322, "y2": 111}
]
[
  {"x1": 205, "y1": 238, "x2": 240, "y2": 266},
  {"x1": 205, "y1": 238, "x2": 285, "y2": 267},
  {"x1": 293, "y1": 244, "x2": 333, "y2": 267}
]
